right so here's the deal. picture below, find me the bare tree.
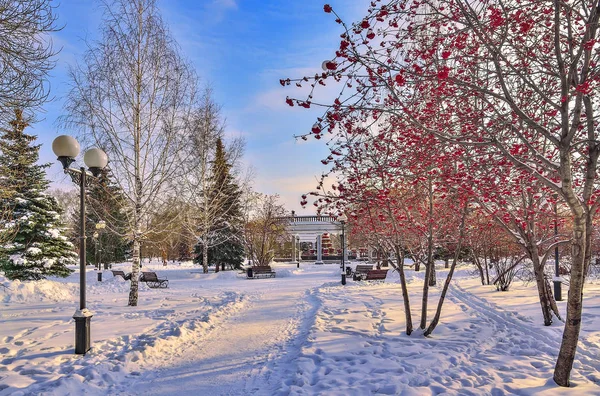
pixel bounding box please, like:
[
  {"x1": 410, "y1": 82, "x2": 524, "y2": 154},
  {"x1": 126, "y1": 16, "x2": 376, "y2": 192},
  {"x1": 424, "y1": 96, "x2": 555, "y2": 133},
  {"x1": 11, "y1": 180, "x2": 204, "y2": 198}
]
[
  {"x1": 62, "y1": 0, "x2": 198, "y2": 306},
  {"x1": 243, "y1": 193, "x2": 288, "y2": 267},
  {"x1": 178, "y1": 87, "x2": 248, "y2": 273},
  {"x1": 0, "y1": 0, "x2": 58, "y2": 122},
  {"x1": 49, "y1": 188, "x2": 78, "y2": 226},
  {"x1": 179, "y1": 88, "x2": 224, "y2": 273}
]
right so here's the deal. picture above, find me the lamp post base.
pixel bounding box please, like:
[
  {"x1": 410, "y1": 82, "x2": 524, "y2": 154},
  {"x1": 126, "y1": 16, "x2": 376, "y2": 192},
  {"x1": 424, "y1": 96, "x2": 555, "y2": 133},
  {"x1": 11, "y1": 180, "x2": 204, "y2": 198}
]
[
  {"x1": 73, "y1": 309, "x2": 93, "y2": 355},
  {"x1": 553, "y1": 279, "x2": 562, "y2": 302}
]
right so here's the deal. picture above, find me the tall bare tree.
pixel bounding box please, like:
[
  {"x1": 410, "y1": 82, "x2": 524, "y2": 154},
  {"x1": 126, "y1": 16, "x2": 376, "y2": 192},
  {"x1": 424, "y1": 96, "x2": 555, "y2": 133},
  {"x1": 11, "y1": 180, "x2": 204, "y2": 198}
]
[
  {"x1": 178, "y1": 87, "x2": 248, "y2": 273},
  {"x1": 62, "y1": 0, "x2": 198, "y2": 306},
  {"x1": 243, "y1": 194, "x2": 288, "y2": 267},
  {"x1": 0, "y1": 0, "x2": 58, "y2": 122}
]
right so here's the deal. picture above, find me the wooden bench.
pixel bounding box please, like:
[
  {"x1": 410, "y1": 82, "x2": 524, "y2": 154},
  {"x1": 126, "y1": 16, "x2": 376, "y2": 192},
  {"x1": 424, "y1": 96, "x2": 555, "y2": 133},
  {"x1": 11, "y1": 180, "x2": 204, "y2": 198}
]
[
  {"x1": 364, "y1": 269, "x2": 389, "y2": 281},
  {"x1": 352, "y1": 264, "x2": 374, "y2": 281},
  {"x1": 140, "y1": 271, "x2": 169, "y2": 288},
  {"x1": 111, "y1": 270, "x2": 131, "y2": 280},
  {"x1": 247, "y1": 266, "x2": 276, "y2": 279}
]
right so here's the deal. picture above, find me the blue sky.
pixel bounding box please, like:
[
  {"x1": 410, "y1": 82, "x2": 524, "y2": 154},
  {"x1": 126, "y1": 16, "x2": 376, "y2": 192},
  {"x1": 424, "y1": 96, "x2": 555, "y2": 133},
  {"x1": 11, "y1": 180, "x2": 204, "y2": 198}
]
[{"x1": 36, "y1": 0, "x2": 370, "y2": 213}]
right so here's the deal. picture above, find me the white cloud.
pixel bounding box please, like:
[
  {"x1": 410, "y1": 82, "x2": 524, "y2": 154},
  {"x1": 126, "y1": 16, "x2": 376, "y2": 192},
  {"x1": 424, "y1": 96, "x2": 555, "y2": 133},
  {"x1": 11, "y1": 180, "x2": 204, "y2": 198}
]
[{"x1": 213, "y1": 0, "x2": 238, "y2": 10}]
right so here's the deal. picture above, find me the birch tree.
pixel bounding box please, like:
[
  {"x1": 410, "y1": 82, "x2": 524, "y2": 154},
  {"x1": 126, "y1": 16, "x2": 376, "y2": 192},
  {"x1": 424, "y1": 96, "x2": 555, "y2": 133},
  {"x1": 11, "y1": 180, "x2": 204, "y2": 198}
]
[
  {"x1": 62, "y1": 0, "x2": 198, "y2": 306},
  {"x1": 0, "y1": 0, "x2": 58, "y2": 122},
  {"x1": 243, "y1": 194, "x2": 288, "y2": 267}
]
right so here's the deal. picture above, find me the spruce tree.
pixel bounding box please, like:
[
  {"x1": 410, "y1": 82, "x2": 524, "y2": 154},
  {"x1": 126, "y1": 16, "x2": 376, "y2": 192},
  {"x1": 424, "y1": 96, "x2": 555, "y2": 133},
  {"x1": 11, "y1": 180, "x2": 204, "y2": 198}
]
[
  {"x1": 193, "y1": 138, "x2": 244, "y2": 270},
  {"x1": 0, "y1": 109, "x2": 76, "y2": 280},
  {"x1": 66, "y1": 168, "x2": 130, "y2": 267}
]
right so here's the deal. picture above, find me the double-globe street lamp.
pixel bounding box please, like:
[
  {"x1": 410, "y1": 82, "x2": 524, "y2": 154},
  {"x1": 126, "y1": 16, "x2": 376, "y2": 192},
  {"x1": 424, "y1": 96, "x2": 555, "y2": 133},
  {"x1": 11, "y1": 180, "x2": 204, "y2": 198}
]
[
  {"x1": 52, "y1": 135, "x2": 108, "y2": 355},
  {"x1": 339, "y1": 213, "x2": 348, "y2": 285}
]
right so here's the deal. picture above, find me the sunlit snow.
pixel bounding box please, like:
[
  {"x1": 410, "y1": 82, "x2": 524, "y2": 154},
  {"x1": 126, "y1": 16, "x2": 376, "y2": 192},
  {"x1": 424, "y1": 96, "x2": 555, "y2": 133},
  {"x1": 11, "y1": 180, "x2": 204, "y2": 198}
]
[{"x1": 1, "y1": 261, "x2": 600, "y2": 395}]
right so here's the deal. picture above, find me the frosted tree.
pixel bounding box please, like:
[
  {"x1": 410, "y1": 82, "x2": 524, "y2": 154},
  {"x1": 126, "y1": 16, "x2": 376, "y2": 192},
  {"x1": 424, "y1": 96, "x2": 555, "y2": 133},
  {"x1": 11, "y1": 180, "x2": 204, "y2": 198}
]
[
  {"x1": 179, "y1": 88, "x2": 247, "y2": 273},
  {"x1": 193, "y1": 137, "x2": 245, "y2": 271},
  {"x1": 0, "y1": 109, "x2": 76, "y2": 280},
  {"x1": 285, "y1": 1, "x2": 600, "y2": 385},
  {"x1": 63, "y1": 0, "x2": 198, "y2": 306},
  {"x1": 243, "y1": 194, "x2": 288, "y2": 267}
]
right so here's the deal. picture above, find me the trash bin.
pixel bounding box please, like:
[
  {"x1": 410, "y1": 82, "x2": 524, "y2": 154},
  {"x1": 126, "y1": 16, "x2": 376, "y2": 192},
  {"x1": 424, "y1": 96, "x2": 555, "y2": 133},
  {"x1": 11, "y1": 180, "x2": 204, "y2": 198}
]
[
  {"x1": 346, "y1": 267, "x2": 352, "y2": 276},
  {"x1": 247, "y1": 267, "x2": 253, "y2": 278},
  {"x1": 73, "y1": 309, "x2": 93, "y2": 355},
  {"x1": 97, "y1": 272, "x2": 102, "y2": 282}
]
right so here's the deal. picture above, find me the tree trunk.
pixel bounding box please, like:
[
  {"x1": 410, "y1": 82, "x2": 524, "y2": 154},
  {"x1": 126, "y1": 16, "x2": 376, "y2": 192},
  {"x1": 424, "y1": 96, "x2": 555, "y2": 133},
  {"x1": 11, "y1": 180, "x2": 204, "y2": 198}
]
[
  {"x1": 472, "y1": 253, "x2": 485, "y2": 285},
  {"x1": 421, "y1": 183, "x2": 435, "y2": 328},
  {"x1": 531, "y1": 253, "x2": 554, "y2": 326},
  {"x1": 421, "y1": 245, "x2": 433, "y2": 329},
  {"x1": 202, "y1": 236, "x2": 209, "y2": 273},
  {"x1": 484, "y1": 255, "x2": 490, "y2": 285},
  {"x1": 429, "y1": 261, "x2": 437, "y2": 286},
  {"x1": 394, "y1": 246, "x2": 413, "y2": 335},
  {"x1": 425, "y1": 206, "x2": 467, "y2": 336},
  {"x1": 546, "y1": 276, "x2": 563, "y2": 322},
  {"x1": 128, "y1": 239, "x2": 140, "y2": 306},
  {"x1": 553, "y1": 214, "x2": 586, "y2": 387}
]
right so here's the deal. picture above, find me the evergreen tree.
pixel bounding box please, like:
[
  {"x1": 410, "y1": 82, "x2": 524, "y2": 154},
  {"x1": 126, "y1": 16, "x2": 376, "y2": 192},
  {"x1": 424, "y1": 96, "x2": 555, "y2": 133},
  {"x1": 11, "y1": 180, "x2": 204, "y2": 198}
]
[
  {"x1": 194, "y1": 138, "x2": 244, "y2": 270},
  {"x1": 84, "y1": 167, "x2": 130, "y2": 266},
  {"x1": 0, "y1": 109, "x2": 76, "y2": 280}
]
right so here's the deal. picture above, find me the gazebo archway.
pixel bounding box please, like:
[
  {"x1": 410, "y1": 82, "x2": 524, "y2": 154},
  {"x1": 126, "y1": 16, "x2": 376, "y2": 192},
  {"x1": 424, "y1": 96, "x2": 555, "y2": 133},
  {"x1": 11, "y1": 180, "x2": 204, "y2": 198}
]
[{"x1": 283, "y1": 215, "x2": 344, "y2": 264}]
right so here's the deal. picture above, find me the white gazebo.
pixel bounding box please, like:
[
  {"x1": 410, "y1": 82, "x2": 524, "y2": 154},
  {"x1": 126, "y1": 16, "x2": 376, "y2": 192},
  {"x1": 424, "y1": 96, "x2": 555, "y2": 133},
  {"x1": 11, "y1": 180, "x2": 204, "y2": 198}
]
[{"x1": 284, "y1": 215, "x2": 345, "y2": 264}]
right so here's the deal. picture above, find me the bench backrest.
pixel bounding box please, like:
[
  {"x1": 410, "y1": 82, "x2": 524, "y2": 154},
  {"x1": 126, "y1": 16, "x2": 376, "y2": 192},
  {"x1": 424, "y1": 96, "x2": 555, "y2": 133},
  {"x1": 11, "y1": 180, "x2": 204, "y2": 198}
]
[
  {"x1": 366, "y1": 269, "x2": 388, "y2": 279},
  {"x1": 252, "y1": 266, "x2": 273, "y2": 273},
  {"x1": 112, "y1": 270, "x2": 126, "y2": 276},
  {"x1": 142, "y1": 272, "x2": 159, "y2": 281},
  {"x1": 355, "y1": 265, "x2": 373, "y2": 273}
]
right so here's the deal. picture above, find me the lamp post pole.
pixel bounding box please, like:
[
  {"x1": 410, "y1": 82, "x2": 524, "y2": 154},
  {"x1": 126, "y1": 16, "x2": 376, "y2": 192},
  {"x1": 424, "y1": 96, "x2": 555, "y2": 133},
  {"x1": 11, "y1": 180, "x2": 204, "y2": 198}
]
[
  {"x1": 96, "y1": 221, "x2": 106, "y2": 270},
  {"x1": 79, "y1": 167, "x2": 87, "y2": 308},
  {"x1": 53, "y1": 135, "x2": 108, "y2": 355}
]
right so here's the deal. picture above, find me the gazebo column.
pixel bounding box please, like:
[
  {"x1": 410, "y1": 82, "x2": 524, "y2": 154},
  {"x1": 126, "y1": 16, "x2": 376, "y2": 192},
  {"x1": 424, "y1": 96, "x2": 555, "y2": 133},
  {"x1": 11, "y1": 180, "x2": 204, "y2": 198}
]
[{"x1": 315, "y1": 234, "x2": 323, "y2": 264}]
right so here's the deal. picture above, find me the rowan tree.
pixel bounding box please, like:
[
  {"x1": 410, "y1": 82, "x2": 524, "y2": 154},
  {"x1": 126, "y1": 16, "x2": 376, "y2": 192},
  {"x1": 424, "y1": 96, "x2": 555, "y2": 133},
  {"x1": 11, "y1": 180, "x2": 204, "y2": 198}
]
[{"x1": 285, "y1": 1, "x2": 600, "y2": 384}]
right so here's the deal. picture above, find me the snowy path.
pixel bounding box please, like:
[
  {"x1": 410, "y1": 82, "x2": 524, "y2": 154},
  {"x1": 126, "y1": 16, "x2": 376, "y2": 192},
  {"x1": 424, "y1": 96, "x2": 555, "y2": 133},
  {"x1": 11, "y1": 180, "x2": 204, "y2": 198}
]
[
  {"x1": 117, "y1": 283, "x2": 320, "y2": 395},
  {"x1": 4, "y1": 265, "x2": 600, "y2": 395}
]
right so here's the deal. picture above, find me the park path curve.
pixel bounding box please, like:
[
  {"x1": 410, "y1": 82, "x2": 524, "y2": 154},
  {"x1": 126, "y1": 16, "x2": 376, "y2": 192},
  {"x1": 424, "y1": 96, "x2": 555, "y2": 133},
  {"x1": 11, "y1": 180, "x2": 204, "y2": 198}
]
[{"x1": 117, "y1": 277, "x2": 321, "y2": 396}]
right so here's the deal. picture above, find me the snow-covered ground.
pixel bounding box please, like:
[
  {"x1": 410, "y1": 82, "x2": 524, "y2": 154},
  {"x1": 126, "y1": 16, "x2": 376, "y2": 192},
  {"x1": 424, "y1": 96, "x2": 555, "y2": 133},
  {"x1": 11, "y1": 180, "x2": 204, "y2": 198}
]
[{"x1": 1, "y1": 261, "x2": 600, "y2": 395}]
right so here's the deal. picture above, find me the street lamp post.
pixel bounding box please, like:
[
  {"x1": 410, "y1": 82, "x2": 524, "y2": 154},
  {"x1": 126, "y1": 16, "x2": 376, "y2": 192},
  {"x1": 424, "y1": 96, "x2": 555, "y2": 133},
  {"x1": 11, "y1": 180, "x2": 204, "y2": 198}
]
[
  {"x1": 52, "y1": 135, "x2": 108, "y2": 355},
  {"x1": 93, "y1": 231, "x2": 99, "y2": 270},
  {"x1": 339, "y1": 213, "x2": 348, "y2": 285},
  {"x1": 96, "y1": 220, "x2": 106, "y2": 270}
]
